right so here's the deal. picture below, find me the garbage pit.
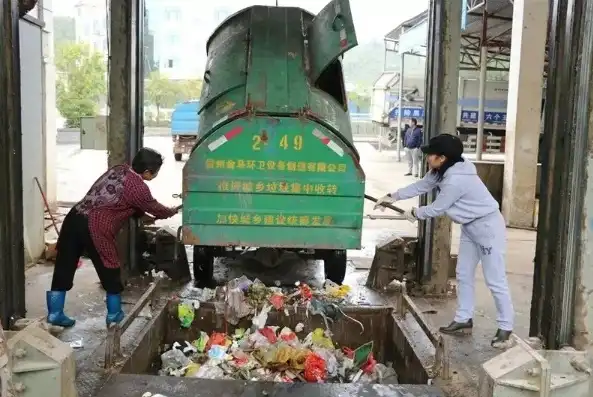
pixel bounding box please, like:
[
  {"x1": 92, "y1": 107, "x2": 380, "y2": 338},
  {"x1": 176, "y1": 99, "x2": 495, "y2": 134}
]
[{"x1": 116, "y1": 299, "x2": 441, "y2": 389}]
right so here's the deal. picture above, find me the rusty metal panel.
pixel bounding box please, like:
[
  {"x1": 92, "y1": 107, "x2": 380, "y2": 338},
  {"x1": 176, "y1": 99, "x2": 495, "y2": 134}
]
[{"x1": 96, "y1": 375, "x2": 444, "y2": 396}]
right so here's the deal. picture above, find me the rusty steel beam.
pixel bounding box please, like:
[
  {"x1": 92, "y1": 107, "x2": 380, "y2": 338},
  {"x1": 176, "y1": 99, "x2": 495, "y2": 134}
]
[
  {"x1": 417, "y1": 0, "x2": 461, "y2": 295},
  {"x1": 108, "y1": 0, "x2": 144, "y2": 277},
  {"x1": 531, "y1": 0, "x2": 592, "y2": 350},
  {"x1": 0, "y1": 0, "x2": 25, "y2": 326}
]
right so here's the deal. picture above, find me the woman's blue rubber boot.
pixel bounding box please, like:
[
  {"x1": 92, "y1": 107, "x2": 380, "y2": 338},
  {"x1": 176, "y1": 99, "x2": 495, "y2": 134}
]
[
  {"x1": 46, "y1": 291, "x2": 76, "y2": 327},
  {"x1": 105, "y1": 293, "x2": 125, "y2": 326}
]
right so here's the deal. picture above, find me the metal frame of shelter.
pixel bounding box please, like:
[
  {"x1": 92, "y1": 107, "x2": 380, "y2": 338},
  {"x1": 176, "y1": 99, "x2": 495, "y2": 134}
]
[
  {"x1": 383, "y1": 0, "x2": 516, "y2": 73},
  {"x1": 382, "y1": 0, "x2": 524, "y2": 163}
]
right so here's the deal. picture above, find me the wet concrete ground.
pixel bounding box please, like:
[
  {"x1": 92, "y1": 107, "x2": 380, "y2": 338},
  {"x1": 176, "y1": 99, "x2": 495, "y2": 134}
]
[{"x1": 25, "y1": 138, "x2": 536, "y2": 396}]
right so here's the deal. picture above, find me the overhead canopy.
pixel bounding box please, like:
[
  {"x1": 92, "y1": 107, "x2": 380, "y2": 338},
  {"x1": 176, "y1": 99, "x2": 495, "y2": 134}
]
[
  {"x1": 384, "y1": 0, "x2": 549, "y2": 73},
  {"x1": 462, "y1": 0, "x2": 513, "y2": 71}
]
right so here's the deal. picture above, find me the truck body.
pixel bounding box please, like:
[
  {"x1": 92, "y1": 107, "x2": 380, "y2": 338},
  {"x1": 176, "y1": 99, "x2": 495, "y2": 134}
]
[
  {"x1": 171, "y1": 100, "x2": 200, "y2": 161},
  {"x1": 181, "y1": 0, "x2": 364, "y2": 284}
]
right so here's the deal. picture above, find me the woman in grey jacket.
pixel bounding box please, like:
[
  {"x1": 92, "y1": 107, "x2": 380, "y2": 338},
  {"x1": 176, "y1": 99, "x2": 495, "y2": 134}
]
[{"x1": 375, "y1": 134, "x2": 514, "y2": 347}]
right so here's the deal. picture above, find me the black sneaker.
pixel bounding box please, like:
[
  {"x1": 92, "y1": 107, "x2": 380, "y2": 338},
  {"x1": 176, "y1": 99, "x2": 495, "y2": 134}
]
[
  {"x1": 404, "y1": 172, "x2": 412, "y2": 176},
  {"x1": 439, "y1": 319, "x2": 473, "y2": 336},
  {"x1": 491, "y1": 329, "x2": 512, "y2": 347},
  {"x1": 413, "y1": 174, "x2": 418, "y2": 178}
]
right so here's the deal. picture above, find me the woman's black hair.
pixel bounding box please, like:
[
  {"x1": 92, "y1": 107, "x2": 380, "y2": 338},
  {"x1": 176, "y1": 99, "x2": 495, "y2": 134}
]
[
  {"x1": 132, "y1": 148, "x2": 164, "y2": 174},
  {"x1": 431, "y1": 156, "x2": 464, "y2": 180}
]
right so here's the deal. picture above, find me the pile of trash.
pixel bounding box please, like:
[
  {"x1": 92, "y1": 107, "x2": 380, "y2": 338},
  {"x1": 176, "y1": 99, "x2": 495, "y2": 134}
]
[
  {"x1": 160, "y1": 276, "x2": 398, "y2": 383},
  {"x1": 175, "y1": 276, "x2": 359, "y2": 329},
  {"x1": 159, "y1": 327, "x2": 398, "y2": 383}
]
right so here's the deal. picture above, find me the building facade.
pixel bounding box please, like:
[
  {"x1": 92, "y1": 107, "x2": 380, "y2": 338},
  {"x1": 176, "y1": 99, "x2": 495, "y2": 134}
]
[
  {"x1": 145, "y1": 0, "x2": 234, "y2": 79},
  {"x1": 74, "y1": 0, "x2": 108, "y2": 54}
]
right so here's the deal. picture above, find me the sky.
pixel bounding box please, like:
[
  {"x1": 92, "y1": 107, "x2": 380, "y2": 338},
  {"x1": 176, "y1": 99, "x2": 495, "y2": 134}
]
[{"x1": 55, "y1": 0, "x2": 428, "y2": 42}]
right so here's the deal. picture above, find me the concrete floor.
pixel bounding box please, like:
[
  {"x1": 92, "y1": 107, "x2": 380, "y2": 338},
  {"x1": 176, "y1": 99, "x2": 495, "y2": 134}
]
[{"x1": 24, "y1": 137, "x2": 536, "y2": 396}]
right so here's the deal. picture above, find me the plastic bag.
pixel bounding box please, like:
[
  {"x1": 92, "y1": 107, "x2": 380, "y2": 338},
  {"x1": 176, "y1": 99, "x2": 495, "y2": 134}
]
[
  {"x1": 225, "y1": 287, "x2": 253, "y2": 325},
  {"x1": 353, "y1": 341, "x2": 373, "y2": 368},
  {"x1": 324, "y1": 279, "x2": 351, "y2": 299},
  {"x1": 192, "y1": 331, "x2": 209, "y2": 353},
  {"x1": 374, "y1": 363, "x2": 398, "y2": 384},
  {"x1": 249, "y1": 329, "x2": 272, "y2": 349},
  {"x1": 290, "y1": 348, "x2": 310, "y2": 371},
  {"x1": 259, "y1": 327, "x2": 277, "y2": 344},
  {"x1": 298, "y1": 283, "x2": 313, "y2": 301},
  {"x1": 279, "y1": 327, "x2": 298, "y2": 345},
  {"x1": 177, "y1": 302, "x2": 195, "y2": 328},
  {"x1": 227, "y1": 275, "x2": 253, "y2": 291},
  {"x1": 269, "y1": 293, "x2": 285, "y2": 310},
  {"x1": 193, "y1": 362, "x2": 225, "y2": 379},
  {"x1": 252, "y1": 304, "x2": 272, "y2": 329},
  {"x1": 312, "y1": 347, "x2": 338, "y2": 377},
  {"x1": 310, "y1": 328, "x2": 334, "y2": 349},
  {"x1": 206, "y1": 332, "x2": 228, "y2": 351},
  {"x1": 361, "y1": 353, "x2": 377, "y2": 374},
  {"x1": 161, "y1": 348, "x2": 190, "y2": 370},
  {"x1": 184, "y1": 362, "x2": 201, "y2": 377},
  {"x1": 208, "y1": 345, "x2": 228, "y2": 360},
  {"x1": 304, "y1": 352, "x2": 327, "y2": 382}
]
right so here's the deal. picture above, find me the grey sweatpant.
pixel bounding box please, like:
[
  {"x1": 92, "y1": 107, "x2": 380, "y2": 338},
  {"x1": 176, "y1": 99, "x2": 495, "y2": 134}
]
[{"x1": 405, "y1": 147, "x2": 421, "y2": 176}]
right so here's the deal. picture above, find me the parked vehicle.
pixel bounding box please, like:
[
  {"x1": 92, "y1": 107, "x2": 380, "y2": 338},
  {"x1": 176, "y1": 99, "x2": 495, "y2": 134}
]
[{"x1": 171, "y1": 100, "x2": 200, "y2": 161}]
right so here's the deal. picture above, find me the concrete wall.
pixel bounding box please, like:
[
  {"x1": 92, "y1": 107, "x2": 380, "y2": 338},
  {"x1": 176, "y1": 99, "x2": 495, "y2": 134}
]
[
  {"x1": 20, "y1": 19, "x2": 46, "y2": 261},
  {"x1": 42, "y1": 0, "x2": 57, "y2": 210},
  {"x1": 473, "y1": 160, "x2": 541, "y2": 227}
]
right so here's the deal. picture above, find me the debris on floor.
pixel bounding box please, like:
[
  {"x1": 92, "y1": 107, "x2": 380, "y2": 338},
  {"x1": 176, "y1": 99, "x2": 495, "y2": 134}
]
[{"x1": 160, "y1": 276, "x2": 398, "y2": 384}]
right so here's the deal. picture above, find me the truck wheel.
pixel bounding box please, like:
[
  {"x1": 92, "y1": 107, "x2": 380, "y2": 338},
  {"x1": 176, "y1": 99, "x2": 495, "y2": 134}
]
[
  {"x1": 193, "y1": 246, "x2": 215, "y2": 288},
  {"x1": 174, "y1": 153, "x2": 183, "y2": 162},
  {"x1": 323, "y1": 250, "x2": 347, "y2": 284}
]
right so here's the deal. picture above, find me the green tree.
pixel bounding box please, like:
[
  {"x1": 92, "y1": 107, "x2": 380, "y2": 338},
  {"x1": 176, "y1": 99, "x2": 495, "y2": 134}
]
[
  {"x1": 348, "y1": 91, "x2": 371, "y2": 112},
  {"x1": 53, "y1": 16, "x2": 76, "y2": 47},
  {"x1": 55, "y1": 42, "x2": 107, "y2": 127},
  {"x1": 145, "y1": 71, "x2": 183, "y2": 122},
  {"x1": 178, "y1": 79, "x2": 203, "y2": 101}
]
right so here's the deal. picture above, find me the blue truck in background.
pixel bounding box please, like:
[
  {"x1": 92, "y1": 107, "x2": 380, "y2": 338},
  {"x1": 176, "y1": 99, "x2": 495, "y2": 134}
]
[{"x1": 171, "y1": 100, "x2": 200, "y2": 161}]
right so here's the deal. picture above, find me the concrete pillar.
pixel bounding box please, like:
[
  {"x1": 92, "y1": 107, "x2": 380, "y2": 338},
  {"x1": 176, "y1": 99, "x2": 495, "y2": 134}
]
[
  {"x1": 109, "y1": 0, "x2": 143, "y2": 276},
  {"x1": 0, "y1": 0, "x2": 25, "y2": 324},
  {"x1": 419, "y1": 0, "x2": 461, "y2": 295},
  {"x1": 502, "y1": 0, "x2": 548, "y2": 228}
]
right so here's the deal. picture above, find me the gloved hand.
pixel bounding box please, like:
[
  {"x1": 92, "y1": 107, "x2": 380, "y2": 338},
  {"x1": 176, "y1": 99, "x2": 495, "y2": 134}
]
[
  {"x1": 373, "y1": 194, "x2": 396, "y2": 211},
  {"x1": 403, "y1": 208, "x2": 417, "y2": 223}
]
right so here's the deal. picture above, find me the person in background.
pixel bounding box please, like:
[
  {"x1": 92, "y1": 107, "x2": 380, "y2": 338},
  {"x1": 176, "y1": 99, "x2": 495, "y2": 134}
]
[
  {"x1": 46, "y1": 148, "x2": 180, "y2": 328},
  {"x1": 403, "y1": 118, "x2": 423, "y2": 177},
  {"x1": 374, "y1": 134, "x2": 514, "y2": 347}
]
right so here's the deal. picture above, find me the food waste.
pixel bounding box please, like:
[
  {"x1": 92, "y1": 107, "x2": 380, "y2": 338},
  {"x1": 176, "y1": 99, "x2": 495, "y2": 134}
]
[{"x1": 160, "y1": 276, "x2": 398, "y2": 384}]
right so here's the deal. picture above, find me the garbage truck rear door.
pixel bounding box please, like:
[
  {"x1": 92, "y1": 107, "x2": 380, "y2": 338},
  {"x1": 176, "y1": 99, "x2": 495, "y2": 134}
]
[{"x1": 308, "y1": 0, "x2": 358, "y2": 82}]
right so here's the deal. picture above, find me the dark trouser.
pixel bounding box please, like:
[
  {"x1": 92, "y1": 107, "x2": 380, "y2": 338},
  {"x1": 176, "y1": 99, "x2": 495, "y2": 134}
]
[{"x1": 51, "y1": 208, "x2": 123, "y2": 294}]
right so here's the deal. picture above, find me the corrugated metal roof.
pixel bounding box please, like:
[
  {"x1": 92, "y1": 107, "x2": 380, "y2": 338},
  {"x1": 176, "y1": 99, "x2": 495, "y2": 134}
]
[
  {"x1": 373, "y1": 72, "x2": 398, "y2": 89},
  {"x1": 384, "y1": 10, "x2": 429, "y2": 41}
]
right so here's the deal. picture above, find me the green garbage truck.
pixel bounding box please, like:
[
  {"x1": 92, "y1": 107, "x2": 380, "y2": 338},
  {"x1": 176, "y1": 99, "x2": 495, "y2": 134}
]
[{"x1": 181, "y1": 0, "x2": 364, "y2": 286}]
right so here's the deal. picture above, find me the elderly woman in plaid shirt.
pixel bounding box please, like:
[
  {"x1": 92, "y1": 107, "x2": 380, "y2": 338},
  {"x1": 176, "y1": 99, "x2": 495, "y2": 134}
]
[{"x1": 46, "y1": 148, "x2": 180, "y2": 328}]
